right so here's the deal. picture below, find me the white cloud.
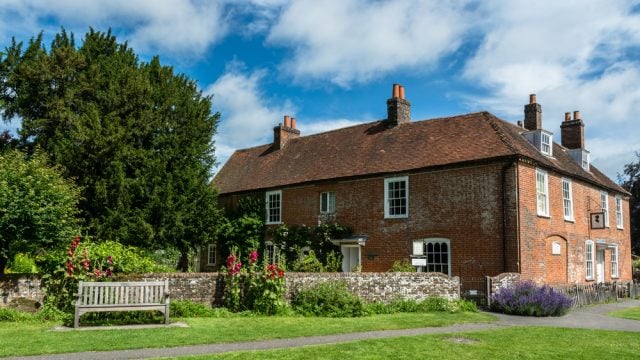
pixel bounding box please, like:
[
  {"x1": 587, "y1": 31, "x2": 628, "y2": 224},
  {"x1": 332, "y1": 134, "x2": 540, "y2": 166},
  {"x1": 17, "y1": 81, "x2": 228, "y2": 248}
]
[
  {"x1": 266, "y1": 0, "x2": 472, "y2": 87},
  {"x1": 461, "y1": 0, "x2": 640, "y2": 179},
  {"x1": 300, "y1": 118, "x2": 366, "y2": 135},
  {"x1": 0, "y1": 0, "x2": 228, "y2": 59},
  {"x1": 205, "y1": 64, "x2": 295, "y2": 168}
]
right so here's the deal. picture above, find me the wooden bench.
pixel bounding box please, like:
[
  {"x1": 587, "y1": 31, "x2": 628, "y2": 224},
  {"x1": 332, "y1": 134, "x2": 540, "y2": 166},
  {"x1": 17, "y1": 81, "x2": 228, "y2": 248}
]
[{"x1": 74, "y1": 280, "x2": 170, "y2": 328}]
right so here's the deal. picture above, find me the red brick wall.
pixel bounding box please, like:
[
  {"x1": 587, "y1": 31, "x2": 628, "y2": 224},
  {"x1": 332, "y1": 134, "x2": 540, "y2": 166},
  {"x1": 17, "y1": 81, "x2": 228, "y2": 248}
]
[
  {"x1": 270, "y1": 161, "x2": 517, "y2": 280},
  {"x1": 517, "y1": 163, "x2": 632, "y2": 283}
]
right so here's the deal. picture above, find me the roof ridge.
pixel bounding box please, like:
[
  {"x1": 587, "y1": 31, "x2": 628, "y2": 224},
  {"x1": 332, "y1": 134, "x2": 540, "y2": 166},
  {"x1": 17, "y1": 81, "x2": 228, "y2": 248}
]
[{"x1": 483, "y1": 112, "x2": 519, "y2": 154}]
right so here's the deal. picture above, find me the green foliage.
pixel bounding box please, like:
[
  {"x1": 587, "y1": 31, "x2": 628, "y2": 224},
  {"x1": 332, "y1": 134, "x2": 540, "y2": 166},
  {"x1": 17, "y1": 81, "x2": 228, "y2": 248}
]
[
  {"x1": 0, "y1": 308, "x2": 33, "y2": 322},
  {"x1": 0, "y1": 29, "x2": 221, "y2": 266},
  {"x1": 170, "y1": 300, "x2": 231, "y2": 318},
  {"x1": 270, "y1": 223, "x2": 350, "y2": 270},
  {"x1": 366, "y1": 298, "x2": 478, "y2": 315},
  {"x1": 388, "y1": 259, "x2": 416, "y2": 272},
  {"x1": 323, "y1": 250, "x2": 342, "y2": 272},
  {"x1": 219, "y1": 215, "x2": 265, "y2": 255},
  {"x1": 0, "y1": 149, "x2": 81, "y2": 273},
  {"x1": 292, "y1": 250, "x2": 324, "y2": 272},
  {"x1": 292, "y1": 281, "x2": 367, "y2": 317},
  {"x1": 7, "y1": 253, "x2": 38, "y2": 273},
  {"x1": 620, "y1": 152, "x2": 640, "y2": 253}
]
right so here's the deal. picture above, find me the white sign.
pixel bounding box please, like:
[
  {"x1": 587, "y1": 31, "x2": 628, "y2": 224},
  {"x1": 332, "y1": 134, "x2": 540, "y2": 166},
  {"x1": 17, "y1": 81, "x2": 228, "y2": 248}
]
[
  {"x1": 412, "y1": 240, "x2": 423, "y2": 255},
  {"x1": 552, "y1": 242, "x2": 561, "y2": 255},
  {"x1": 412, "y1": 258, "x2": 426, "y2": 266}
]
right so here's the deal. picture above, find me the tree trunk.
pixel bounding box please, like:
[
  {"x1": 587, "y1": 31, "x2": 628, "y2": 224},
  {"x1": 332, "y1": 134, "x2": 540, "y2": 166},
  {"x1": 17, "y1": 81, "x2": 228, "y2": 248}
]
[
  {"x1": 0, "y1": 256, "x2": 7, "y2": 275},
  {"x1": 178, "y1": 251, "x2": 189, "y2": 272}
]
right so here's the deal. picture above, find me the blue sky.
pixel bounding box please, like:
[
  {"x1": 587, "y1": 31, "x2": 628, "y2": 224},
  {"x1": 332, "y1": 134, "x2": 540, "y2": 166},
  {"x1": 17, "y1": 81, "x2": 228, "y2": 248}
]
[{"x1": 1, "y1": 0, "x2": 639, "y2": 180}]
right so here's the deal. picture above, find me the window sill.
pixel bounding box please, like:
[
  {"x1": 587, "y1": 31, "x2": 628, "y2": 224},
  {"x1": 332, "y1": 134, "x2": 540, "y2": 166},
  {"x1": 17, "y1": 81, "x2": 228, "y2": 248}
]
[
  {"x1": 537, "y1": 214, "x2": 550, "y2": 219},
  {"x1": 564, "y1": 218, "x2": 575, "y2": 223},
  {"x1": 384, "y1": 216, "x2": 409, "y2": 220},
  {"x1": 616, "y1": 227, "x2": 624, "y2": 230},
  {"x1": 266, "y1": 222, "x2": 282, "y2": 225}
]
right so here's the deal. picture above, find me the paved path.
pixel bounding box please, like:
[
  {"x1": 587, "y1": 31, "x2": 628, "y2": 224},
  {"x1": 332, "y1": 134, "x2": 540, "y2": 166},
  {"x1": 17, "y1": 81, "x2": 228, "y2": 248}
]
[{"x1": 5, "y1": 299, "x2": 640, "y2": 360}]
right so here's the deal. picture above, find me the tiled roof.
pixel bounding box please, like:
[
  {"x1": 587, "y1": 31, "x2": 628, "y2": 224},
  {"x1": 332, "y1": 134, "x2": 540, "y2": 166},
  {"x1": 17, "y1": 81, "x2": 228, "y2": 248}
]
[{"x1": 213, "y1": 111, "x2": 626, "y2": 195}]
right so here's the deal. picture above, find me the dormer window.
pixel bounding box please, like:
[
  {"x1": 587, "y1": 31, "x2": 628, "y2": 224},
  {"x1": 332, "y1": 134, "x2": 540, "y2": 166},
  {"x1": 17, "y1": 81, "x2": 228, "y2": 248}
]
[
  {"x1": 567, "y1": 148, "x2": 590, "y2": 171},
  {"x1": 541, "y1": 132, "x2": 551, "y2": 155},
  {"x1": 523, "y1": 129, "x2": 553, "y2": 157}
]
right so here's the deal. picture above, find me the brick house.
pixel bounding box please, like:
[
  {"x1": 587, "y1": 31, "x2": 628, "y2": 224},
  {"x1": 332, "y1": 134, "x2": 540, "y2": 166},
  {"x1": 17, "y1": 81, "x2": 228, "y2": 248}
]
[{"x1": 210, "y1": 84, "x2": 632, "y2": 289}]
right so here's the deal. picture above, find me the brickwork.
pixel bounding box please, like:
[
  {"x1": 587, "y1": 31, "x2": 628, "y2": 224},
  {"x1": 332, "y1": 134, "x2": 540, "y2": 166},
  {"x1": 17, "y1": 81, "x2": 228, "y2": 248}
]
[
  {"x1": 517, "y1": 163, "x2": 632, "y2": 284},
  {"x1": 272, "y1": 161, "x2": 517, "y2": 281}
]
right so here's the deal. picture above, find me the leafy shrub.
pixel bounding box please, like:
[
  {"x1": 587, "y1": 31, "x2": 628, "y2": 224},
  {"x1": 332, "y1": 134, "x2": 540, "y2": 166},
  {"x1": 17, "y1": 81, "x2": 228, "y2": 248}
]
[
  {"x1": 388, "y1": 259, "x2": 416, "y2": 272},
  {"x1": 170, "y1": 300, "x2": 231, "y2": 318},
  {"x1": 7, "y1": 253, "x2": 38, "y2": 273},
  {"x1": 491, "y1": 281, "x2": 572, "y2": 317},
  {"x1": 292, "y1": 281, "x2": 366, "y2": 317},
  {"x1": 292, "y1": 251, "x2": 324, "y2": 272},
  {"x1": 366, "y1": 297, "x2": 477, "y2": 314},
  {"x1": 0, "y1": 308, "x2": 34, "y2": 322},
  {"x1": 323, "y1": 251, "x2": 342, "y2": 272}
]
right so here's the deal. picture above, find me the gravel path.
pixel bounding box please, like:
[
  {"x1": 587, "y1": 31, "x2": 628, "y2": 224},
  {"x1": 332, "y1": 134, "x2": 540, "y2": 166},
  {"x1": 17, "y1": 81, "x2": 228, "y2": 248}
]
[{"x1": 5, "y1": 299, "x2": 639, "y2": 360}]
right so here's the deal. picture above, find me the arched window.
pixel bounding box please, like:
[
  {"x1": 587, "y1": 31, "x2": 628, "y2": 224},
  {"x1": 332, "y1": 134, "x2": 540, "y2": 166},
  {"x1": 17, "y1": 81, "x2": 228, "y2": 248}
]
[{"x1": 423, "y1": 238, "x2": 451, "y2": 276}]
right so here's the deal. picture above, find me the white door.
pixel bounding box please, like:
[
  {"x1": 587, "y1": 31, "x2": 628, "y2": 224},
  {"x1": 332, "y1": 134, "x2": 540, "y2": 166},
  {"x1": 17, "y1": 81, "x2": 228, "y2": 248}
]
[
  {"x1": 341, "y1": 246, "x2": 360, "y2": 272},
  {"x1": 596, "y1": 249, "x2": 605, "y2": 283}
]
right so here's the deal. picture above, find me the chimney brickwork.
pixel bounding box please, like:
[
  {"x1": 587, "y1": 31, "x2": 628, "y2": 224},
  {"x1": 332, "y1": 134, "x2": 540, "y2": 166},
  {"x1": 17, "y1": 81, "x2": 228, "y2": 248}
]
[
  {"x1": 387, "y1": 84, "x2": 411, "y2": 126},
  {"x1": 524, "y1": 94, "x2": 542, "y2": 130},
  {"x1": 560, "y1": 111, "x2": 585, "y2": 149},
  {"x1": 273, "y1": 115, "x2": 300, "y2": 150}
]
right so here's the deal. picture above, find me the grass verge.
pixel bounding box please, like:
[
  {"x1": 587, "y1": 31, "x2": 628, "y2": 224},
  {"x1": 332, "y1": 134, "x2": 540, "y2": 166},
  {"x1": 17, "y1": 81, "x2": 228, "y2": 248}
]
[
  {"x1": 608, "y1": 306, "x2": 640, "y2": 320},
  {"x1": 0, "y1": 312, "x2": 493, "y2": 357},
  {"x1": 178, "y1": 327, "x2": 640, "y2": 359}
]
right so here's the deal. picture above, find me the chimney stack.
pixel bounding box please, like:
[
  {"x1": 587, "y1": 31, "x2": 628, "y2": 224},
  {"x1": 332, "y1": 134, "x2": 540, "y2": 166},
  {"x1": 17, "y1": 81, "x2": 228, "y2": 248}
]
[
  {"x1": 560, "y1": 110, "x2": 585, "y2": 149},
  {"x1": 524, "y1": 93, "x2": 542, "y2": 130},
  {"x1": 273, "y1": 114, "x2": 300, "y2": 150},
  {"x1": 387, "y1": 83, "x2": 411, "y2": 126}
]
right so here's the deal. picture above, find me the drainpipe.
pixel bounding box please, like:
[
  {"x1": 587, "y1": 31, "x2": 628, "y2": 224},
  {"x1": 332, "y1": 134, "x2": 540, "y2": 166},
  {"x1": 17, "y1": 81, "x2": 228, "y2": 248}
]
[{"x1": 501, "y1": 159, "x2": 517, "y2": 273}]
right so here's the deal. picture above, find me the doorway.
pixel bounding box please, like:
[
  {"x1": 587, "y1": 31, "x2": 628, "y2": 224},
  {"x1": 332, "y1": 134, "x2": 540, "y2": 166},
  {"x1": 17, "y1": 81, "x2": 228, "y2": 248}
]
[
  {"x1": 341, "y1": 246, "x2": 360, "y2": 272},
  {"x1": 596, "y1": 249, "x2": 605, "y2": 283}
]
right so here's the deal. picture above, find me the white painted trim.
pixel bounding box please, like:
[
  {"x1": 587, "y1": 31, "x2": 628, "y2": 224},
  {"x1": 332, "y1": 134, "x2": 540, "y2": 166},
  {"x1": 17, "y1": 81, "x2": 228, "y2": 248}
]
[{"x1": 384, "y1": 176, "x2": 409, "y2": 219}]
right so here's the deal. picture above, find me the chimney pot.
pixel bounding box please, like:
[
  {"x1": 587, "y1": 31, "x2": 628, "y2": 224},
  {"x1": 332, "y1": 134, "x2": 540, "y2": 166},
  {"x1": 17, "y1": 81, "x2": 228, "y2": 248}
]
[
  {"x1": 291, "y1": 117, "x2": 296, "y2": 129},
  {"x1": 399, "y1": 86, "x2": 405, "y2": 100},
  {"x1": 524, "y1": 94, "x2": 542, "y2": 130},
  {"x1": 565, "y1": 112, "x2": 571, "y2": 121},
  {"x1": 561, "y1": 111, "x2": 585, "y2": 149},
  {"x1": 573, "y1": 111, "x2": 580, "y2": 120},
  {"x1": 284, "y1": 115, "x2": 291, "y2": 128},
  {"x1": 387, "y1": 83, "x2": 411, "y2": 126},
  {"x1": 392, "y1": 84, "x2": 400, "y2": 98}
]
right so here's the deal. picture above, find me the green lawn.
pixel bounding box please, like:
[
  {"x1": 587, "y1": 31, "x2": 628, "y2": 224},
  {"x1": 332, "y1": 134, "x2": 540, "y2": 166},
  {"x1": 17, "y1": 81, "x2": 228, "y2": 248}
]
[
  {"x1": 0, "y1": 312, "x2": 494, "y2": 357},
  {"x1": 608, "y1": 306, "x2": 640, "y2": 320},
  {"x1": 177, "y1": 327, "x2": 640, "y2": 360}
]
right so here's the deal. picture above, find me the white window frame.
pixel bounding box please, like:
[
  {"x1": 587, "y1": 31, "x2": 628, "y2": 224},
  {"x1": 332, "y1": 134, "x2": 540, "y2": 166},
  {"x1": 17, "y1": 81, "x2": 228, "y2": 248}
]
[
  {"x1": 423, "y1": 238, "x2": 451, "y2": 276},
  {"x1": 562, "y1": 178, "x2": 573, "y2": 221},
  {"x1": 600, "y1": 191, "x2": 609, "y2": 228},
  {"x1": 207, "y1": 243, "x2": 217, "y2": 266},
  {"x1": 320, "y1": 191, "x2": 336, "y2": 214},
  {"x1": 582, "y1": 152, "x2": 590, "y2": 171},
  {"x1": 384, "y1": 176, "x2": 409, "y2": 219},
  {"x1": 615, "y1": 195, "x2": 623, "y2": 229},
  {"x1": 585, "y1": 240, "x2": 594, "y2": 280},
  {"x1": 611, "y1": 244, "x2": 619, "y2": 278},
  {"x1": 536, "y1": 169, "x2": 549, "y2": 217},
  {"x1": 265, "y1": 190, "x2": 282, "y2": 224},
  {"x1": 541, "y1": 132, "x2": 552, "y2": 156}
]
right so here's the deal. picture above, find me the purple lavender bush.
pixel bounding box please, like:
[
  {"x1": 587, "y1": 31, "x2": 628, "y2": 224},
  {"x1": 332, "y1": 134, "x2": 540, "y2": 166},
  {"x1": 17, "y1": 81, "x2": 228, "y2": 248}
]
[{"x1": 490, "y1": 281, "x2": 572, "y2": 317}]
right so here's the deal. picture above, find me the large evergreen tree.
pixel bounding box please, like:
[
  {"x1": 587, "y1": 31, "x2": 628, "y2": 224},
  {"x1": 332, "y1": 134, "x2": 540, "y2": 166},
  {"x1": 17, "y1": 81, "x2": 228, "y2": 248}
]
[
  {"x1": 620, "y1": 152, "x2": 640, "y2": 254},
  {"x1": 0, "y1": 29, "x2": 220, "y2": 269}
]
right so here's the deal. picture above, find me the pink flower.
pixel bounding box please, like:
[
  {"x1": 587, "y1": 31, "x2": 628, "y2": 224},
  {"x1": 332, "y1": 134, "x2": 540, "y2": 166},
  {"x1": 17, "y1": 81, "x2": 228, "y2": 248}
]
[
  {"x1": 106, "y1": 256, "x2": 113, "y2": 265},
  {"x1": 249, "y1": 250, "x2": 258, "y2": 264},
  {"x1": 94, "y1": 269, "x2": 102, "y2": 277}
]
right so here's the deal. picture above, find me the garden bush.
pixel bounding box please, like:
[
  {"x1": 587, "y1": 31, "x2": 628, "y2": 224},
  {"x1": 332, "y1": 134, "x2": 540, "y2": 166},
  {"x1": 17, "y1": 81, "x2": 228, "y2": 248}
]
[
  {"x1": 292, "y1": 251, "x2": 324, "y2": 272},
  {"x1": 388, "y1": 259, "x2": 416, "y2": 272},
  {"x1": 491, "y1": 281, "x2": 572, "y2": 317},
  {"x1": 366, "y1": 297, "x2": 478, "y2": 314},
  {"x1": 7, "y1": 253, "x2": 38, "y2": 273},
  {"x1": 291, "y1": 281, "x2": 367, "y2": 317},
  {"x1": 170, "y1": 300, "x2": 231, "y2": 318}
]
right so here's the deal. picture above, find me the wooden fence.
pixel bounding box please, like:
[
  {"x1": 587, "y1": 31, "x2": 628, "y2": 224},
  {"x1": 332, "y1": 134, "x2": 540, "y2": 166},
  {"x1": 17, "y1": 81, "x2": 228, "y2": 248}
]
[{"x1": 550, "y1": 281, "x2": 639, "y2": 308}]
